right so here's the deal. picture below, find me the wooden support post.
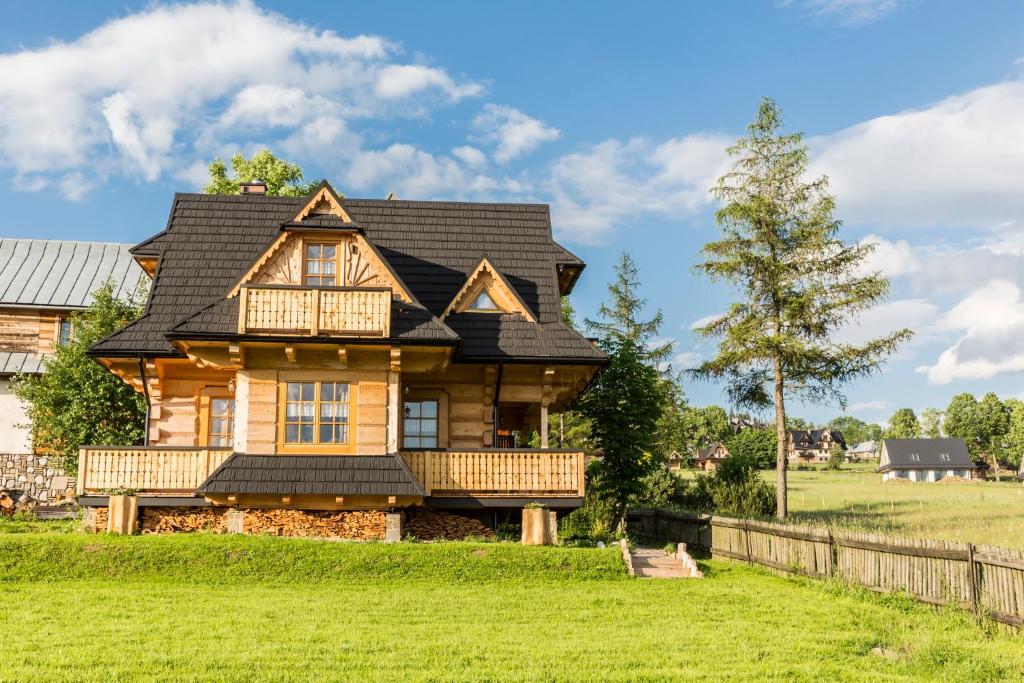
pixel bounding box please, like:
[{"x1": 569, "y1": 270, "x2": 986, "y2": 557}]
[
  {"x1": 310, "y1": 288, "x2": 321, "y2": 335},
  {"x1": 237, "y1": 288, "x2": 249, "y2": 334},
  {"x1": 540, "y1": 403, "x2": 549, "y2": 449},
  {"x1": 385, "y1": 513, "x2": 401, "y2": 543},
  {"x1": 743, "y1": 519, "x2": 753, "y2": 565},
  {"x1": 107, "y1": 495, "x2": 138, "y2": 535},
  {"x1": 967, "y1": 542, "x2": 979, "y2": 617}
]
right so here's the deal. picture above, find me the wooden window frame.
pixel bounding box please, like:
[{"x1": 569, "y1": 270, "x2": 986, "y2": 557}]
[
  {"x1": 57, "y1": 317, "x2": 74, "y2": 346},
  {"x1": 197, "y1": 386, "x2": 235, "y2": 448},
  {"x1": 276, "y1": 378, "x2": 358, "y2": 454},
  {"x1": 302, "y1": 240, "x2": 341, "y2": 287},
  {"x1": 400, "y1": 389, "x2": 449, "y2": 449}
]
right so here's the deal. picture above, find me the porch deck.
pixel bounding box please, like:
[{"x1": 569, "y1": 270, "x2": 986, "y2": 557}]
[{"x1": 76, "y1": 447, "x2": 586, "y2": 501}]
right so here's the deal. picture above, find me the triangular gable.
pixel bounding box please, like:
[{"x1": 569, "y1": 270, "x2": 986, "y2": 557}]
[
  {"x1": 441, "y1": 257, "x2": 536, "y2": 322},
  {"x1": 292, "y1": 181, "x2": 354, "y2": 223},
  {"x1": 226, "y1": 230, "x2": 416, "y2": 303}
]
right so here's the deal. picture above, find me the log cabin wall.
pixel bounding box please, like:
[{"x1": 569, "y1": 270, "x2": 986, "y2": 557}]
[
  {"x1": 147, "y1": 361, "x2": 235, "y2": 447},
  {"x1": 0, "y1": 308, "x2": 66, "y2": 355}
]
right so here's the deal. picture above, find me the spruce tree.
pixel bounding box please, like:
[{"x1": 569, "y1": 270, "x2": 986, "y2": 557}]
[
  {"x1": 586, "y1": 252, "x2": 673, "y2": 363},
  {"x1": 692, "y1": 98, "x2": 911, "y2": 518}
]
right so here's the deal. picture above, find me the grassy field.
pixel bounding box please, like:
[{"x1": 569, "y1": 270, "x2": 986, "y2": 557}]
[
  {"x1": 1, "y1": 532, "x2": 1022, "y2": 681},
  {"x1": 779, "y1": 464, "x2": 1024, "y2": 548}
]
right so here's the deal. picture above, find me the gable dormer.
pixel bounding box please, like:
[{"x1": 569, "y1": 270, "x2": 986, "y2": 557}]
[
  {"x1": 227, "y1": 183, "x2": 415, "y2": 304},
  {"x1": 442, "y1": 257, "x2": 536, "y2": 322}
]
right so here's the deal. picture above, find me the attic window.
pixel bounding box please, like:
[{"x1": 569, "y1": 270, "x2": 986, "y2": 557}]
[
  {"x1": 468, "y1": 290, "x2": 500, "y2": 312},
  {"x1": 940, "y1": 452, "x2": 950, "y2": 462},
  {"x1": 910, "y1": 453, "x2": 920, "y2": 462}
]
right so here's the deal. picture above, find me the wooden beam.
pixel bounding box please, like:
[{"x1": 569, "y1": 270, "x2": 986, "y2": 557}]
[
  {"x1": 540, "y1": 403, "x2": 549, "y2": 449},
  {"x1": 284, "y1": 346, "x2": 297, "y2": 364},
  {"x1": 337, "y1": 346, "x2": 348, "y2": 369},
  {"x1": 390, "y1": 347, "x2": 402, "y2": 372},
  {"x1": 335, "y1": 496, "x2": 345, "y2": 505},
  {"x1": 229, "y1": 343, "x2": 244, "y2": 368},
  {"x1": 387, "y1": 495, "x2": 397, "y2": 506},
  {"x1": 282, "y1": 496, "x2": 292, "y2": 505}
]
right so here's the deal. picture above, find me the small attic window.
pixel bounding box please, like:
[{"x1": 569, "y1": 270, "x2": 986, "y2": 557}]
[{"x1": 468, "y1": 290, "x2": 500, "y2": 312}]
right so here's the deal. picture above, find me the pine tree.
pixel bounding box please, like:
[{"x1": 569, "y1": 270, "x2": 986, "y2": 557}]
[
  {"x1": 586, "y1": 252, "x2": 673, "y2": 363},
  {"x1": 692, "y1": 98, "x2": 911, "y2": 518}
]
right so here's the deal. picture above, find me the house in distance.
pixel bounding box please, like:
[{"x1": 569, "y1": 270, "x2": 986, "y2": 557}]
[
  {"x1": 877, "y1": 438, "x2": 980, "y2": 482},
  {"x1": 786, "y1": 428, "x2": 846, "y2": 464},
  {"x1": 77, "y1": 181, "x2": 606, "y2": 538},
  {"x1": 692, "y1": 442, "x2": 730, "y2": 471}
]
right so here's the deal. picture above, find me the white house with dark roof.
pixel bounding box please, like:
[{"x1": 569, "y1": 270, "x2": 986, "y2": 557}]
[
  {"x1": 878, "y1": 438, "x2": 980, "y2": 482},
  {"x1": 0, "y1": 239, "x2": 144, "y2": 453}
]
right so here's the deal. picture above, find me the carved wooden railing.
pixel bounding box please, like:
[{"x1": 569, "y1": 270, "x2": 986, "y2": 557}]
[
  {"x1": 77, "y1": 447, "x2": 233, "y2": 495},
  {"x1": 238, "y1": 285, "x2": 391, "y2": 337},
  {"x1": 400, "y1": 450, "x2": 586, "y2": 497}
]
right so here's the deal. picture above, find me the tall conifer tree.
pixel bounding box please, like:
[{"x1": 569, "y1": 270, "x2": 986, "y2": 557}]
[{"x1": 692, "y1": 99, "x2": 911, "y2": 518}]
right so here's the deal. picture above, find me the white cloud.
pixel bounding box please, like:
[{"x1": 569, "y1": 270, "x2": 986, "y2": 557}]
[
  {"x1": 672, "y1": 351, "x2": 702, "y2": 370},
  {"x1": 0, "y1": 0, "x2": 481, "y2": 191},
  {"x1": 472, "y1": 104, "x2": 560, "y2": 163},
  {"x1": 689, "y1": 313, "x2": 723, "y2": 330},
  {"x1": 781, "y1": 0, "x2": 906, "y2": 26},
  {"x1": 847, "y1": 400, "x2": 888, "y2": 412},
  {"x1": 917, "y1": 280, "x2": 1024, "y2": 384},
  {"x1": 451, "y1": 145, "x2": 486, "y2": 166},
  {"x1": 834, "y1": 298, "x2": 937, "y2": 346},
  {"x1": 813, "y1": 80, "x2": 1024, "y2": 230},
  {"x1": 546, "y1": 134, "x2": 730, "y2": 244}
]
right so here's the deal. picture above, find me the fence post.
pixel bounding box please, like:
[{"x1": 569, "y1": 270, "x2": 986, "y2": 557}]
[
  {"x1": 743, "y1": 519, "x2": 753, "y2": 566},
  {"x1": 967, "y1": 542, "x2": 979, "y2": 618},
  {"x1": 826, "y1": 529, "x2": 836, "y2": 578}
]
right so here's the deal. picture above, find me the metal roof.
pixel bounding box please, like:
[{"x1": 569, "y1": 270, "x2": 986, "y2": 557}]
[
  {"x1": 0, "y1": 352, "x2": 45, "y2": 375},
  {"x1": 879, "y1": 438, "x2": 977, "y2": 470},
  {"x1": 0, "y1": 239, "x2": 144, "y2": 310}
]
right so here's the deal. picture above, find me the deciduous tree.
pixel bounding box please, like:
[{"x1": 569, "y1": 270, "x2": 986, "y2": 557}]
[
  {"x1": 692, "y1": 98, "x2": 910, "y2": 518},
  {"x1": 204, "y1": 149, "x2": 322, "y2": 196},
  {"x1": 884, "y1": 408, "x2": 920, "y2": 439},
  {"x1": 12, "y1": 281, "x2": 147, "y2": 471},
  {"x1": 919, "y1": 408, "x2": 944, "y2": 438}
]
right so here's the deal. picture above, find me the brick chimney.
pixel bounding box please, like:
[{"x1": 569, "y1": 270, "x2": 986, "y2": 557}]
[{"x1": 240, "y1": 179, "x2": 268, "y2": 195}]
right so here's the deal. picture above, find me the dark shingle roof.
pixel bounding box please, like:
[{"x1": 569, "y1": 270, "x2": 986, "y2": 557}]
[
  {"x1": 879, "y1": 438, "x2": 977, "y2": 471},
  {"x1": 91, "y1": 192, "x2": 606, "y2": 363},
  {"x1": 197, "y1": 453, "x2": 425, "y2": 496},
  {"x1": 788, "y1": 428, "x2": 847, "y2": 450}
]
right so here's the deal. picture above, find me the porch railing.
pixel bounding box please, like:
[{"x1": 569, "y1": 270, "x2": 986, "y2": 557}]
[
  {"x1": 77, "y1": 447, "x2": 233, "y2": 495},
  {"x1": 400, "y1": 450, "x2": 585, "y2": 497},
  {"x1": 238, "y1": 285, "x2": 391, "y2": 337}
]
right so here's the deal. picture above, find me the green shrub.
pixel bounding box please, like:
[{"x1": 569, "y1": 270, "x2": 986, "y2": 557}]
[
  {"x1": 631, "y1": 467, "x2": 688, "y2": 509},
  {"x1": 679, "y1": 458, "x2": 776, "y2": 517},
  {"x1": 559, "y1": 493, "x2": 618, "y2": 543}
]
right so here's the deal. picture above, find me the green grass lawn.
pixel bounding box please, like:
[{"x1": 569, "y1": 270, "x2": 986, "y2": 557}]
[
  {"x1": 1, "y1": 533, "x2": 1022, "y2": 681},
  {"x1": 780, "y1": 465, "x2": 1024, "y2": 548}
]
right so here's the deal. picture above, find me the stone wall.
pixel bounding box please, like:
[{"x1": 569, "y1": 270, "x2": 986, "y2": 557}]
[{"x1": 0, "y1": 453, "x2": 75, "y2": 504}]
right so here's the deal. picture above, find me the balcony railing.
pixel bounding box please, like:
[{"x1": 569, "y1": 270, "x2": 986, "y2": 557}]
[
  {"x1": 238, "y1": 285, "x2": 391, "y2": 337},
  {"x1": 77, "y1": 447, "x2": 233, "y2": 495},
  {"x1": 400, "y1": 450, "x2": 585, "y2": 497}
]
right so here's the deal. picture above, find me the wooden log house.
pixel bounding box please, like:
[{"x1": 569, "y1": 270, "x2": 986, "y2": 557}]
[{"x1": 78, "y1": 181, "x2": 606, "y2": 531}]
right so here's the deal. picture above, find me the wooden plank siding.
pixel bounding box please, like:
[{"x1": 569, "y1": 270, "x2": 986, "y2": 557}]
[
  {"x1": 77, "y1": 447, "x2": 232, "y2": 495},
  {"x1": 239, "y1": 286, "x2": 390, "y2": 337},
  {"x1": 400, "y1": 450, "x2": 584, "y2": 497},
  {"x1": 0, "y1": 308, "x2": 65, "y2": 355}
]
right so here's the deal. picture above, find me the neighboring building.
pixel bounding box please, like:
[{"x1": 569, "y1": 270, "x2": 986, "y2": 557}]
[
  {"x1": 0, "y1": 239, "x2": 144, "y2": 450},
  {"x1": 667, "y1": 451, "x2": 686, "y2": 471},
  {"x1": 729, "y1": 413, "x2": 768, "y2": 434},
  {"x1": 693, "y1": 442, "x2": 730, "y2": 471},
  {"x1": 77, "y1": 183, "x2": 606, "y2": 531},
  {"x1": 846, "y1": 440, "x2": 878, "y2": 462},
  {"x1": 0, "y1": 239, "x2": 143, "y2": 502},
  {"x1": 787, "y1": 428, "x2": 846, "y2": 463},
  {"x1": 877, "y1": 438, "x2": 980, "y2": 482}
]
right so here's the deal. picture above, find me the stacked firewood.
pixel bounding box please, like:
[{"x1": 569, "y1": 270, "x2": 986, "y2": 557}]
[
  {"x1": 140, "y1": 507, "x2": 227, "y2": 533},
  {"x1": 404, "y1": 508, "x2": 495, "y2": 541},
  {"x1": 0, "y1": 489, "x2": 32, "y2": 516},
  {"x1": 244, "y1": 509, "x2": 386, "y2": 539}
]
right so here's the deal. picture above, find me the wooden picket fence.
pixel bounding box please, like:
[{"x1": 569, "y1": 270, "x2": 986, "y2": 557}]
[{"x1": 627, "y1": 508, "x2": 1024, "y2": 629}]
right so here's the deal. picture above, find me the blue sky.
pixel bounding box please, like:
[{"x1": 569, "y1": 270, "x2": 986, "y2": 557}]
[{"x1": 2, "y1": 1, "x2": 1024, "y2": 424}]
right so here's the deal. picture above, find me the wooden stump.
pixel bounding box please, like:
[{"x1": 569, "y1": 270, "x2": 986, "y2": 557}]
[
  {"x1": 107, "y1": 495, "x2": 138, "y2": 535},
  {"x1": 521, "y1": 508, "x2": 553, "y2": 545}
]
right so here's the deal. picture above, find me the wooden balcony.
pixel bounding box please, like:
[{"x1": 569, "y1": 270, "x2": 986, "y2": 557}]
[
  {"x1": 238, "y1": 285, "x2": 391, "y2": 337},
  {"x1": 400, "y1": 450, "x2": 586, "y2": 497},
  {"x1": 77, "y1": 447, "x2": 233, "y2": 495}
]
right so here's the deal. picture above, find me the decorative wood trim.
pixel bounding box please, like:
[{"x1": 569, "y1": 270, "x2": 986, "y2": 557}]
[
  {"x1": 441, "y1": 257, "x2": 536, "y2": 322},
  {"x1": 284, "y1": 346, "x2": 297, "y2": 363},
  {"x1": 337, "y1": 346, "x2": 348, "y2": 368},
  {"x1": 351, "y1": 233, "x2": 415, "y2": 303},
  {"x1": 228, "y1": 233, "x2": 292, "y2": 298},
  {"x1": 292, "y1": 184, "x2": 353, "y2": 224},
  {"x1": 390, "y1": 347, "x2": 402, "y2": 372},
  {"x1": 229, "y1": 343, "x2": 244, "y2": 368}
]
